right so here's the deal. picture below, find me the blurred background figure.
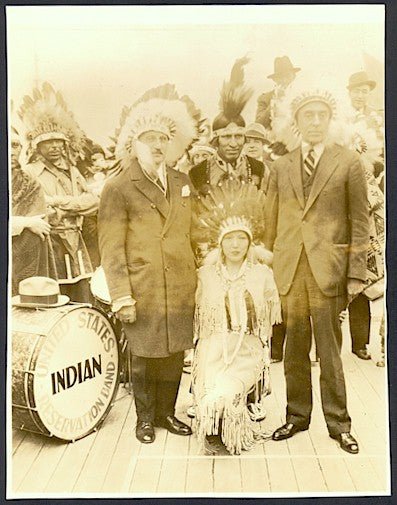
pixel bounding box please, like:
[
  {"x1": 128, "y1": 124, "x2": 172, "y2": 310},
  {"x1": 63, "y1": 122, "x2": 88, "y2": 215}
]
[
  {"x1": 189, "y1": 144, "x2": 216, "y2": 167},
  {"x1": 10, "y1": 126, "x2": 57, "y2": 295},
  {"x1": 256, "y1": 56, "x2": 300, "y2": 130},
  {"x1": 345, "y1": 71, "x2": 385, "y2": 361},
  {"x1": 243, "y1": 122, "x2": 272, "y2": 193},
  {"x1": 348, "y1": 71, "x2": 383, "y2": 124}
]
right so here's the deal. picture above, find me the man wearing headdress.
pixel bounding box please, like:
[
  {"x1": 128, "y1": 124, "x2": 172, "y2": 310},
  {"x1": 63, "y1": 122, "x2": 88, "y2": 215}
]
[
  {"x1": 189, "y1": 57, "x2": 265, "y2": 195},
  {"x1": 11, "y1": 126, "x2": 57, "y2": 295},
  {"x1": 19, "y1": 83, "x2": 98, "y2": 302},
  {"x1": 266, "y1": 87, "x2": 369, "y2": 454},
  {"x1": 98, "y1": 84, "x2": 198, "y2": 444}
]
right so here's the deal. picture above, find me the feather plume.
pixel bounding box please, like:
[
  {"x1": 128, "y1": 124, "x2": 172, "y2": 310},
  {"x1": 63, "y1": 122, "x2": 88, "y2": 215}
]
[{"x1": 219, "y1": 56, "x2": 253, "y2": 120}]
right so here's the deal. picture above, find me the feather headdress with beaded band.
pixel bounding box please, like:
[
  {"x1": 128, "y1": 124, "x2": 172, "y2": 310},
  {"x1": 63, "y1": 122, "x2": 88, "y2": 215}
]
[
  {"x1": 270, "y1": 79, "x2": 383, "y2": 170},
  {"x1": 114, "y1": 83, "x2": 200, "y2": 169},
  {"x1": 270, "y1": 80, "x2": 344, "y2": 152},
  {"x1": 18, "y1": 82, "x2": 87, "y2": 163},
  {"x1": 212, "y1": 56, "x2": 253, "y2": 137},
  {"x1": 195, "y1": 180, "x2": 266, "y2": 247}
]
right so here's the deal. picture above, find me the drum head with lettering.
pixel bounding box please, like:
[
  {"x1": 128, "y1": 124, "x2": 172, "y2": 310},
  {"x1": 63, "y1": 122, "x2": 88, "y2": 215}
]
[{"x1": 32, "y1": 307, "x2": 119, "y2": 441}]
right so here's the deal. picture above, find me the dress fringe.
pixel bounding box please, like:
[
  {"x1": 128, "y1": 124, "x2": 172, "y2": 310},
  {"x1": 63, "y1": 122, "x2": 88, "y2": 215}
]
[{"x1": 195, "y1": 396, "x2": 257, "y2": 455}]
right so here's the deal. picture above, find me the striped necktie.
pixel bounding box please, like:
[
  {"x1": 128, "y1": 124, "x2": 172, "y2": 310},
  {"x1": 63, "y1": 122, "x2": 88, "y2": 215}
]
[{"x1": 304, "y1": 148, "x2": 316, "y2": 178}]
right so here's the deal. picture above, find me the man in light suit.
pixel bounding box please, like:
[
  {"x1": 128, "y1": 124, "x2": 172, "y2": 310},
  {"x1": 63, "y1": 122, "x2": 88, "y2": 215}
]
[
  {"x1": 98, "y1": 87, "x2": 197, "y2": 444},
  {"x1": 265, "y1": 89, "x2": 369, "y2": 454}
]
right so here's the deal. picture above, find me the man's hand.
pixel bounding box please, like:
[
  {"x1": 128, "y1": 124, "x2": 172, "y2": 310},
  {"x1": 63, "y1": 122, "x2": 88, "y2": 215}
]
[
  {"x1": 347, "y1": 278, "x2": 366, "y2": 303},
  {"x1": 26, "y1": 215, "x2": 51, "y2": 240},
  {"x1": 116, "y1": 305, "x2": 137, "y2": 324}
]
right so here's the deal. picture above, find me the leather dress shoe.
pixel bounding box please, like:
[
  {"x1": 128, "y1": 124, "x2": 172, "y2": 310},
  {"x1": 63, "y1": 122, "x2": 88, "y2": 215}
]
[
  {"x1": 353, "y1": 349, "x2": 371, "y2": 360},
  {"x1": 272, "y1": 423, "x2": 309, "y2": 441},
  {"x1": 154, "y1": 415, "x2": 192, "y2": 436},
  {"x1": 330, "y1": 432, "x2": 359, "y2": 454},
  {"x1": 136, "y1": 421, "x2": 155, "y2": 444}
]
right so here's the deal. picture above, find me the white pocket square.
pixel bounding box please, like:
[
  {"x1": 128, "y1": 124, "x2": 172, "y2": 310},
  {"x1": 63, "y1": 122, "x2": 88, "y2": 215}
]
[{"x1": 181, "y1": 185, "x2": 191, "y2": 197}]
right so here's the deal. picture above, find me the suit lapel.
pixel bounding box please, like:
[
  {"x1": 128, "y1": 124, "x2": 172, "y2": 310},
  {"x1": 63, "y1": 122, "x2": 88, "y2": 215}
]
[
  {"x1": 288, "y1": 148, "x2": 305, "y2": 209},
  {"x1": 130, "y1": 159, "x2": 170, "y2": 220},
  {"x1": 302, "y1": 145, "x2": 340, "y2": 217}
]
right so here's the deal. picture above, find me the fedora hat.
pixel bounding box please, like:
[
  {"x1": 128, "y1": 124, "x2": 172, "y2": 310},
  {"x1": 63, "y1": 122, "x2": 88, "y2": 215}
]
[
  {"x1": 245, "y1": 122, "x2": 268, "y2": 142},
  {"x1": 347, "y1": 71, "x2": 376, "y2": 91},
  {"x1": 12, "y1": 276, "x2": 69, "y2": 308},
  {"x1": 268, "y1": 56, "x2": 300, "y2": 80}
]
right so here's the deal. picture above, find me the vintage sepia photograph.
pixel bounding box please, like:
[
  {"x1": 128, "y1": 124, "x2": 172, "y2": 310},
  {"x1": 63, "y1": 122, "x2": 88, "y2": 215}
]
[{"x1": 6, "y1": 4, "x2": 388, "y2": 498}]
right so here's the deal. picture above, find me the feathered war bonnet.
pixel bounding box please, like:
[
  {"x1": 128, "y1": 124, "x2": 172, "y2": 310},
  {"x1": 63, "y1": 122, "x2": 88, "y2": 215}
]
[
  {"x1": 114, "y1": 84, "x2": 200, "y2": 170},
  {"x1": 269, "y1": 78, "x2": 346, "y2": 152},
  {"x1": 195, "y1": 180, "x2": 266, "y2": 246},
  {"x1": 211, "y1": 56, "x2": 253, "y2": 140},
  {"x1": 270, "y1": 78, "x2": 383, "y2": 169},
  {"x1": 17, "y1": 82, "x2": 87, "y2": 163}
]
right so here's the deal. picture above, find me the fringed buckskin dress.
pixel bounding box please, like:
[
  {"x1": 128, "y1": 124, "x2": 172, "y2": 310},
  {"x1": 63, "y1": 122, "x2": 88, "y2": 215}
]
[{"x1": 192, "y1": 258, "x2": 281, "y2": 455}]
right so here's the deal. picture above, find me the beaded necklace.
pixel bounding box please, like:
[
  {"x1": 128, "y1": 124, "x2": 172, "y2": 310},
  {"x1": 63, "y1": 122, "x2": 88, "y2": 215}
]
[{"x1": 217, "y1": 260, "x2": 251, "y2": 365}]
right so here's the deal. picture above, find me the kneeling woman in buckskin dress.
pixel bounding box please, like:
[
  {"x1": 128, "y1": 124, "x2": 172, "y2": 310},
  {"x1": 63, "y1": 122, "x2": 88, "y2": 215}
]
[{"x1": 192, "y1": 181, "x2": 281, "y2": 455}]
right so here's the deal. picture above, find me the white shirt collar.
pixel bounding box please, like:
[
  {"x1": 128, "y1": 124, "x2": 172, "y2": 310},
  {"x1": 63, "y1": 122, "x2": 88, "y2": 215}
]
[
  {"x1": 142, "y1": 162, "x2": 167, "y2": 193},
  {"x1": 301, "y1": 141, "x2": 325, "y2": 165},
  {"x1": 156, "y1": 163, "x2": 167, "y2": 188}
]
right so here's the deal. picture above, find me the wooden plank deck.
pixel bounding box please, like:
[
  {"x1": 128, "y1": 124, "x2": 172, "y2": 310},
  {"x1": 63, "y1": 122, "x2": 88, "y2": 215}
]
[{"x1": 9, "y1": 301, "x2": 390, "y2": 497}]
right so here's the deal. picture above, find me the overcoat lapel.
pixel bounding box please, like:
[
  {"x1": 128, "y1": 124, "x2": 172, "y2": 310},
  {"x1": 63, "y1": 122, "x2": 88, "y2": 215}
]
[
  {"x1": 302, "y1": 146, "x2": 340, "y2": 217},
  {"x1": 288, "y1": 149, "x2": 305, "y2": 209},
  {"x1": 129, "y1": 159, "x2": 170, "y2": 220},
  {"x1": 162, "y1": 169, "x2": 182, "y2": 235}
]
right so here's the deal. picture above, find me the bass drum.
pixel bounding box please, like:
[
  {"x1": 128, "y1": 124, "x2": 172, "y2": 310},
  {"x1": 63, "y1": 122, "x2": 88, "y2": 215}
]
[{"x1": 12, "y1": 304, "x2": 119, "y2": 442}]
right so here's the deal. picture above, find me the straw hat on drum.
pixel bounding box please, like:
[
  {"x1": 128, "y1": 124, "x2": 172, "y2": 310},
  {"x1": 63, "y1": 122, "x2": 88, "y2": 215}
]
[{"x1": 12, "y1": 276, "x2": 69, "y2": 308}]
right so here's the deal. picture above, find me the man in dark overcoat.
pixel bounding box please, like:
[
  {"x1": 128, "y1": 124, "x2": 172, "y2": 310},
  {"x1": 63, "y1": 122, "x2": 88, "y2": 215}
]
[
  {"x1": 265, "y1": 88, "x2": 369, "y2": 454},
  {"x1": 98, "y1": 87, "x2": 198, "y2": 444}
]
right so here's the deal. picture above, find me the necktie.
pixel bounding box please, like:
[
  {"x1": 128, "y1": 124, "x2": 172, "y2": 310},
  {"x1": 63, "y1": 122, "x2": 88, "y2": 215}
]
[
  {"x1": 304, "y1": 148, "x2": 316, "y2": 178},
  {"x1": 156, "y1": 177, "x2": 165, "y2": 192}
]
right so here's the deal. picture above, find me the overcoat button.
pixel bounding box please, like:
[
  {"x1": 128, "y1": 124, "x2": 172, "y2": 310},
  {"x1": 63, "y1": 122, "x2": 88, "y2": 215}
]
[
  {"x1": 151, "y1": 203, "x2": 156, "y2": 209},
  {"x1": 164, "y1": 266, "x2": 169, "y2": 272},
  {"x1": 182, "y1": 201, "x2": 187, "y2": 207}
]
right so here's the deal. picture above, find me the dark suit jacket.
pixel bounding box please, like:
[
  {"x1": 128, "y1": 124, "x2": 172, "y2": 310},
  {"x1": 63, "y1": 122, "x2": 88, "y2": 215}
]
[
  {"x1": 265, "y1": 144, "x2": 369, "y2": 297},
  {"x1": 98, "y1": 158, "x2": 197, "y2": 358},
  {"x1": 255, "y1": 90, "x2": 274, "y2": 129}
]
